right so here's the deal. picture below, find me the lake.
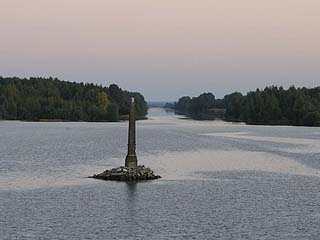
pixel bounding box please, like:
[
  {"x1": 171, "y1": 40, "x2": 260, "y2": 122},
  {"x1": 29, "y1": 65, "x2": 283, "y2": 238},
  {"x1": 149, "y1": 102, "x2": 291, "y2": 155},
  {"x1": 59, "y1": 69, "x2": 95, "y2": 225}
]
[{"x1": 1, "y1": 108, "x2": 320, "y2": 239}]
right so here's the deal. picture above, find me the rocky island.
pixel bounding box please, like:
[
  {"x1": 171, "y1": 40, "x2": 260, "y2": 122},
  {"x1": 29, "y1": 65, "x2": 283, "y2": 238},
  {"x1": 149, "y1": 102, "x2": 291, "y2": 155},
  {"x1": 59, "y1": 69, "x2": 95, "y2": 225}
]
[{"x1": 90, "y1": 165, "x2": 161, "y2": 181}]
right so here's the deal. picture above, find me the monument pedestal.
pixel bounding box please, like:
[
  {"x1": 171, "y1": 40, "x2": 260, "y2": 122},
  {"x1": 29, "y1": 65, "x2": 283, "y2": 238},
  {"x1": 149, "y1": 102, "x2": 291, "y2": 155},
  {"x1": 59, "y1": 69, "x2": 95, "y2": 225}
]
[{"x1": 125, "y1": 155, "x2": 138, "y2": 170}]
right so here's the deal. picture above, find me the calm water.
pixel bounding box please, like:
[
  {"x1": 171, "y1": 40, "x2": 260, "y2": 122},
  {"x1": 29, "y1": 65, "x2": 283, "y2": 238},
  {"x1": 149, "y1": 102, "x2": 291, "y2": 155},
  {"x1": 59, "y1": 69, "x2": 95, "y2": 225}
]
[{"x1": 1, "y1": 108, "x2": 320, "y2": 239}]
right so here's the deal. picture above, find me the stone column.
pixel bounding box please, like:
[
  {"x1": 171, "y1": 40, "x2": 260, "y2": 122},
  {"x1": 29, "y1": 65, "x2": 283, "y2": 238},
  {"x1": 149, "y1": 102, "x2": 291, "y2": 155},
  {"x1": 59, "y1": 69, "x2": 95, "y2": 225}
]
[{"x1": 125, "y1": 97, "x2": 138, "y2": 169}]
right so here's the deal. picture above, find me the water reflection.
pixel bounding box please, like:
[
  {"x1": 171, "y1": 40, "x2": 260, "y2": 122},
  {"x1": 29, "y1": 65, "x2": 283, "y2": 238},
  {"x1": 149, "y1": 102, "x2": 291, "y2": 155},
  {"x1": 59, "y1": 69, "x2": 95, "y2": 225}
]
[
  {"x1": 125, "y1": 182, "x2": 137, "y2": 199},
  {"x1": 123, "y1": 182, "x2": 138, "y2": 239}
]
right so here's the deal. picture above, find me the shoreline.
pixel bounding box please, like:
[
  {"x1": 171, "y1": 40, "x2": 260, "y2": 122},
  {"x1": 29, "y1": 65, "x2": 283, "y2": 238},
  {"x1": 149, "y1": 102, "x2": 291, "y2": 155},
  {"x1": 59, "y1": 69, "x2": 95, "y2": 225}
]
[
  {"x1": 0, "y1": 116, "x2": 148, "y2": 123},
  {"x1": 169, "y1": 110, "x2": 320, "y2": 128}
]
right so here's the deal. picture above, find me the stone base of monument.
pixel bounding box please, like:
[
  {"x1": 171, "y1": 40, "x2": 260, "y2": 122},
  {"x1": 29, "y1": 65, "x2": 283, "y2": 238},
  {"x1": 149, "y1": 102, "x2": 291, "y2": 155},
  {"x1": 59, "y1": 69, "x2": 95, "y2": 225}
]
[{"x1": 90, "y1": 165, "x2": 161, "y2": 181}]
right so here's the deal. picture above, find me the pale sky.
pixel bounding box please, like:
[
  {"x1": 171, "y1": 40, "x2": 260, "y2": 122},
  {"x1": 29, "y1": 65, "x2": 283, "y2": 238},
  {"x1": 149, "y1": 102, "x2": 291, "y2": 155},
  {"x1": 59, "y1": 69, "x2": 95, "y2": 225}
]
[{"x1": 0, "y1": 0, "x2": 319, "y2": 101}]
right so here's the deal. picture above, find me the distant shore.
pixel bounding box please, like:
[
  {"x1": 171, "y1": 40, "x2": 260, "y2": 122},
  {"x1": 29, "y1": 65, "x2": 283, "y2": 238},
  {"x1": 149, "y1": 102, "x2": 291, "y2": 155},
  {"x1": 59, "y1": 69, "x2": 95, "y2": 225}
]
[
  {"x1": 0, "y1": 115, "x2": 148, "y2": 123},
  {"x1": 166, "y1": 109, "x2": 319, "y2": 127},
  {"x1": 0, "y1": 77, "x2": 148, "y2": 122},
  {"x1": 168, "y1": 85, "x2": 320, "y2": 127}
]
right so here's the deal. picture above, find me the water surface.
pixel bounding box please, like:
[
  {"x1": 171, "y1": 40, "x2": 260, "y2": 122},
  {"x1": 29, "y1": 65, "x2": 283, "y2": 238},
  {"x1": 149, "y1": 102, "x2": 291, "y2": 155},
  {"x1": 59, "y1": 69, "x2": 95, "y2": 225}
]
[{"x1": 1, "y1": 108, "x2": 320, "y2": 239}]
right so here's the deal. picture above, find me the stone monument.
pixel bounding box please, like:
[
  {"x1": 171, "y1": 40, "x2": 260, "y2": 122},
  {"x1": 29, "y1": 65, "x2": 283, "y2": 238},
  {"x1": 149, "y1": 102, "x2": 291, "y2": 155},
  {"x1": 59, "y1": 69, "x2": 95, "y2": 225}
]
[
  {"x1": 90, "y1": 97, "x2": 161, "y2": 181},
  {"x1": 125, "y1": 97, "x2": 138, "y2": 169}
]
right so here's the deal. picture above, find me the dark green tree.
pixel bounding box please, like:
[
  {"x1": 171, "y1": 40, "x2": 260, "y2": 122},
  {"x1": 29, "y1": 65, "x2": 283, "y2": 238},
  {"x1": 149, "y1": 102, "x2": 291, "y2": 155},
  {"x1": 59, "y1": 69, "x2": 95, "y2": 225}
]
[{"x1": 0, "y1": 77, "x2": 148, "y2": 122}]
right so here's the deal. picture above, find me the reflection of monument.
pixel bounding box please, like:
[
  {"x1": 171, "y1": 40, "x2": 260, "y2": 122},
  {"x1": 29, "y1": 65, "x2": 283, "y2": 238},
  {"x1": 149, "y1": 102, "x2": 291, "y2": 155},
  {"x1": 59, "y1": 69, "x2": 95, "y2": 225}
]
[
  {"x1": 125, "y1": 98, "x2": 138, "y2": 169},
  {"x1": 90, "y1": 97, "x2": 161, "y2": 181}
]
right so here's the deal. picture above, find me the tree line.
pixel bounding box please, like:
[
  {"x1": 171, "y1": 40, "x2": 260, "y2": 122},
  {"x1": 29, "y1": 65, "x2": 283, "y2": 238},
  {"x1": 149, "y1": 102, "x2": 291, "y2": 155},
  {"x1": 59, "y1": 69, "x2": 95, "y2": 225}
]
[
  {"x1": 167, "y1": 86, "x2": 320, "y2": 126},
  {"x1": 0, "y1": 77, "x2": 147, "y2": 122}
]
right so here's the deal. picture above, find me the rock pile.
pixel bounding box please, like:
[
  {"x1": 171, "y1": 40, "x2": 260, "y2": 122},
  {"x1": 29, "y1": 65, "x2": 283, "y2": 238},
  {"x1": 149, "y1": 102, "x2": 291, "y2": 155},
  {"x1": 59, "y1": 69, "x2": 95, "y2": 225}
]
[{"x1": 90, "y1": 165, "x2": 161, "y2": 181}]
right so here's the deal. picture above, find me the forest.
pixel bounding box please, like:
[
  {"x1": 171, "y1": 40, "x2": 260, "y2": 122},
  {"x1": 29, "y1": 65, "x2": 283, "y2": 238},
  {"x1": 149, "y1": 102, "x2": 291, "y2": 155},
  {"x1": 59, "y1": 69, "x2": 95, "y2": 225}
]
[
  {"x1": 0, "y1": 77, "x2": 147, "y2": 122},
  {"x1": 168, "y1": 86, "x2": 320, "y2": 126}
]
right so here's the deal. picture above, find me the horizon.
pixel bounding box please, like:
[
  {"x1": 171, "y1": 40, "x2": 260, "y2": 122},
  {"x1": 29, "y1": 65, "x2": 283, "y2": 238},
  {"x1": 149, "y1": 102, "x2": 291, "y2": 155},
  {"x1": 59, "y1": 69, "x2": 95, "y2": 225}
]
[{"x1": 1, "y1": 0, "x2": 320, "y2": 101}]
